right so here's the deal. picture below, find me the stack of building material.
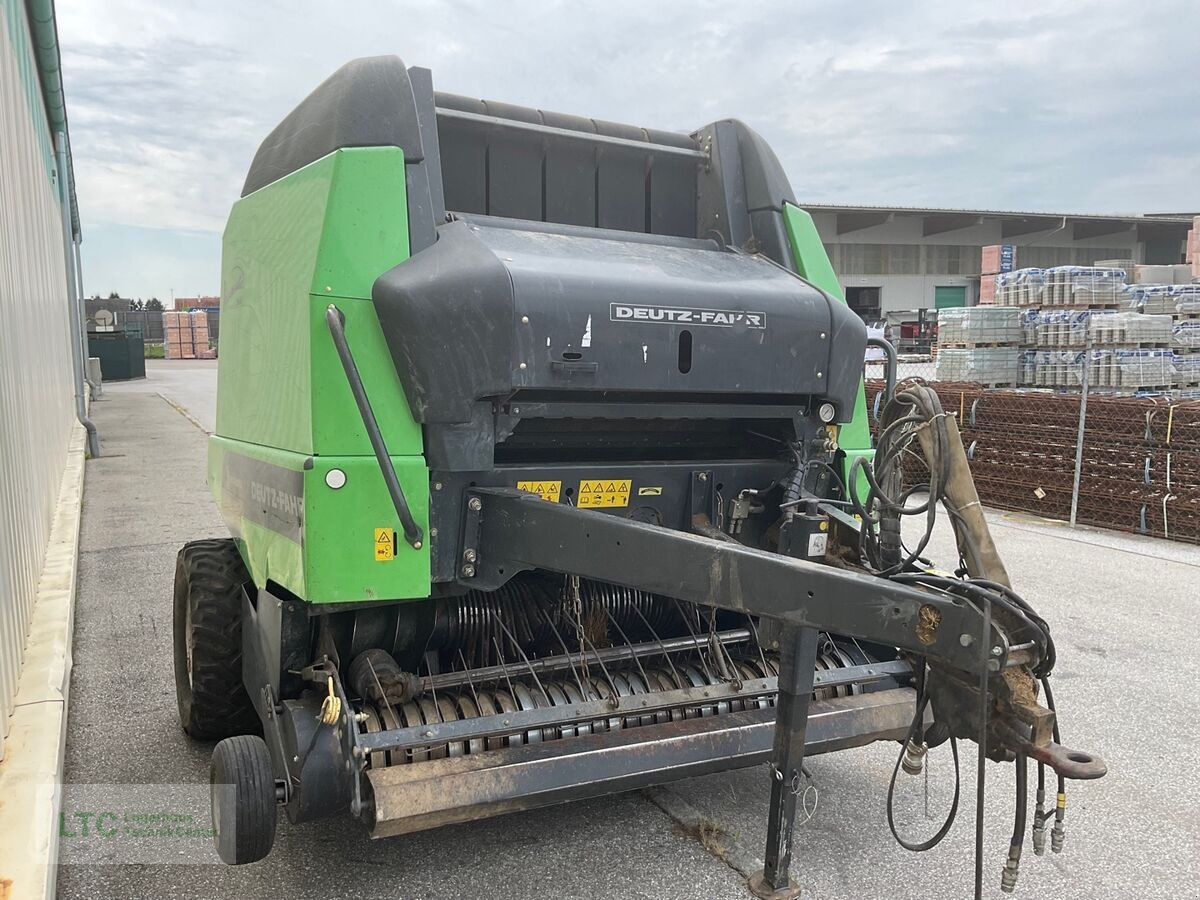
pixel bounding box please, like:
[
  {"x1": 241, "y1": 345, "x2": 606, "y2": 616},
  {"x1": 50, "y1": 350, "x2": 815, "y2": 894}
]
[
  {"x1": 1091, "y1": 350, "x2": 1175, "y2": 392},
  {"x1": 1190, "y1": 216, "x2": 1199, "y2": 278},
  {"x1": 1041, "y1": 266, "x2": 1127, "y2": 307},
  {"x1": 163, "y1": 311, "x2": 195, "y2": 359},
  {"x1": 190, "y1": 310, "x2": 213, "y2": 358},
  {"x1": 1087, "y1": 311, "x2": 1173, "y2": 346},
  {"x1": 1131, "y1": 284, "x2": 1200, "y2": 316},
  {"x1": 162, "y1": 310, "x2": 214, "y2": 359},
  {"x1": 1132, "y1": 264, "x2": 1194, "y2": 285},
  {"x1": 935, "y1": 307, "x2": 1021, "y2": 385},
  {"x1": 979, "y1": 244, "x2": 1016, "y2": 304},
  {"x1": 993, "y1": 268, "x2": 1044, "y2": 306},
  {"x1": 1129, "y1": 285, "x2": 1200, "y2": 393}
]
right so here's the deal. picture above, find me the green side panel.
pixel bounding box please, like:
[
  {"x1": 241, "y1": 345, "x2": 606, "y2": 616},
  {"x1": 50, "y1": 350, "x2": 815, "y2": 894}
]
[
  {"x1": 782, "y1": 203, "x2": 874, "y2": 495},
  {"x1": 217, "y1": 147, "x2": 422, "y2": 456},
  {"x1": 304, "y1": 455, "x2": 430, "y2": 603},
  {"x1": 214, "y1": 146, "x2": 431, "y2": 603},
  {"x1": 208, "y1": 437, "x2": 431, "y2": 603},
  {"x1": 208, "y1": 437, "x2": 306, "y2": 595},
  {"x1": 934, "y1": 285, "x2": 967, "y2": 309}
]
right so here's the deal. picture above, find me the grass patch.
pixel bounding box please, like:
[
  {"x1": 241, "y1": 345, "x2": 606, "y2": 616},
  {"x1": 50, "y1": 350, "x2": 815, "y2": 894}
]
[{"x1": 145, "y1": 343, "x2": 165, "y2": 359}]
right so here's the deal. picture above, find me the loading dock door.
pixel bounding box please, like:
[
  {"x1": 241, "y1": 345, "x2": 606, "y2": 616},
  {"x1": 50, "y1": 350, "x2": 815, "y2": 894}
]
[{"x1": 934, "y1": 286, "x2": 966, "y2": 309}]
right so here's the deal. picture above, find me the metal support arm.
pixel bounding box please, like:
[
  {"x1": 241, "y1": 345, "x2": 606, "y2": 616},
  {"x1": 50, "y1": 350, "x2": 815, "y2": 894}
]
[
  {"x1": 466, "y1": 487, "x2": 1007, "y2": 674},
  {"x1": 325, "y1": 305, "x2": 423, "y2": 549}
]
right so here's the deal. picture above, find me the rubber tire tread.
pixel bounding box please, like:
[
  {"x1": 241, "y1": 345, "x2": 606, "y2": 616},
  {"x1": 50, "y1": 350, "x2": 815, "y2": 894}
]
[
  {"x1": 211, "y1": 735, "x2": 277, "y2": 864},
  {"x1": 174, "y1": 538, "x2": 260, "y2": 740}
]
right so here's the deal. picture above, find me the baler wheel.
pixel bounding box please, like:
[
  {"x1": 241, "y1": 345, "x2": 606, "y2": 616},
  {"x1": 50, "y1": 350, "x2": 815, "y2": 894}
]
[
  {"x1": 210, "y1": 735, "x2": 277, "y2": 865},
  {"x1": 173, "y1": 539, "x2": 260, "y2": 740}
]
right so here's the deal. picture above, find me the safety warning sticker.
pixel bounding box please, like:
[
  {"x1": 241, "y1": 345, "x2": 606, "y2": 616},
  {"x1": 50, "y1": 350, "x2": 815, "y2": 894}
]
[
  {"x1": 577, "y1": 479, "x2": 631, "y2": 508},
  {"x1": 516, "y1": 480, "x2": 561, "y2": 502},
  {"x1": 374, "y1": 528, "x2": 396, "y2": 561}
]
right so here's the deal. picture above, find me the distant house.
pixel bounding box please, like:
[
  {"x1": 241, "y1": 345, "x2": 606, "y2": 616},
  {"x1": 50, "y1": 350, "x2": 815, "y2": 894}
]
[{"x1": 175, "y1": 295, "x2": 220, "y2": 310}]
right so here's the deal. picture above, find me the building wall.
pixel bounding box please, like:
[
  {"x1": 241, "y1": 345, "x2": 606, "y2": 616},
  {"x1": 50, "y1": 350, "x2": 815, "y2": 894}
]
[
  {"x1": 0, "y1": 3, "x2": 77, "y2": 742},
  {"x1": 809, "y1": 211, "x2": 1141, "y2": 315}
]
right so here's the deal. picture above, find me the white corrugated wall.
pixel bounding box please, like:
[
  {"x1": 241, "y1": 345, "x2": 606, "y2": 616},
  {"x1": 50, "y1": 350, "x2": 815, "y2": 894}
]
[{"x1": 0, "y1": 3, "x2": 78, "y2": 745}]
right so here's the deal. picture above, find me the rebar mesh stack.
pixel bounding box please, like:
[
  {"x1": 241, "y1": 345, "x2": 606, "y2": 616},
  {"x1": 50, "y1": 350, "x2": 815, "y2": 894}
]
[{"x1": 866, "y1": 381, "x2": 1200, "y2": 543}]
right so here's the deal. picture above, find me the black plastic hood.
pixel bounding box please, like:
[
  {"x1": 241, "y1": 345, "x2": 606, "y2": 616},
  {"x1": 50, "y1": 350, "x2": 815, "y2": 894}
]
[{"x1": 372, "y1": 218, "x2": 865, "y2": 429}]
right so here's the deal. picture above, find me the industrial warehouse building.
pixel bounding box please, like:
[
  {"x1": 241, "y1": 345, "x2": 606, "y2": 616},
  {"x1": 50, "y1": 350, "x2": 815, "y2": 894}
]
[
  {"x1": 808, "y1": 205, "x2": 1194, "y2": 321},
  {"x1": 0, "y1": 0, "x2": 85, "y2": 766}
]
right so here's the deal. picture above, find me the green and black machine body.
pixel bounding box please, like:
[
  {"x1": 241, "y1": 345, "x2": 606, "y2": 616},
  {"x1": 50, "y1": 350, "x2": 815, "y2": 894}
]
[{"x1": 175, "y1": 56, "x2": 1104, "y2": 896}]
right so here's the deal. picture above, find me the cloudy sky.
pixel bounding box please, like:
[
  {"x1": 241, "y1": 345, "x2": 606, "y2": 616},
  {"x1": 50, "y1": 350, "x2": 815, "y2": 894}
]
[{"x1": 59, "y1": 0, "x2": 1200, "y2": 301}]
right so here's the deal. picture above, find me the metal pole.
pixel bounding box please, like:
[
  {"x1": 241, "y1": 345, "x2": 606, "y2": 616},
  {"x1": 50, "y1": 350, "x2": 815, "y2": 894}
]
[
  {"x1": 1068, "y1": 330, "x2": 1090, "y2": 526},
  {"x1": 751, "y1": 626, "x2": 819, "y2": 900},
  {"x1": 54, "y1": 132, "x2": 100, "y2": 457},
  {"x1": 73, "y1": 235, "x2": 101, "y2": 397}
]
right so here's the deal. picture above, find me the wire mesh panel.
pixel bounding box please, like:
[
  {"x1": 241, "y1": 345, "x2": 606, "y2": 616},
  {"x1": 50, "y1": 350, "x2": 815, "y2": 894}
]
[{"x1": 865, "y1": 381, "x2": 1200, "y2": 544}]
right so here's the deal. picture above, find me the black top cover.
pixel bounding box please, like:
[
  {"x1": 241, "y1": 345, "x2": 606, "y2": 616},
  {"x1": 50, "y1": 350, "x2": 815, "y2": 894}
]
[
  {"x1": 372, "y1": 219, "x2": 865, "y2": 426},
  {"x1": 242, "y1": 56, "x2": 424, "y2": 197}
]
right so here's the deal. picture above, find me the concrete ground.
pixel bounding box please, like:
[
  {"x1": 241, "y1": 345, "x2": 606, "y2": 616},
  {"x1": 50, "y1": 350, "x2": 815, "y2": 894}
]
[{"x1": 59, "y1": 365, "x2": 1200, "y2": 899}]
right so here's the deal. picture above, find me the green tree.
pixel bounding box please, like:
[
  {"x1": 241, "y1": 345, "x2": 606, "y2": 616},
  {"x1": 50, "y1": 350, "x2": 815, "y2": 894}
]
[{"x1": 145, "y1": 297, "x2": 164, "y2": 311}]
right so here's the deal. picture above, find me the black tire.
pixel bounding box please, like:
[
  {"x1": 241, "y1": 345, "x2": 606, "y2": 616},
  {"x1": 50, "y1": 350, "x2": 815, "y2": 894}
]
[
  {"x1": 173, "y1": 538, "x2": 260, "y2": 740},
  {"x1": 210, "y1": 735, "x2": 277, "y2": 865}
]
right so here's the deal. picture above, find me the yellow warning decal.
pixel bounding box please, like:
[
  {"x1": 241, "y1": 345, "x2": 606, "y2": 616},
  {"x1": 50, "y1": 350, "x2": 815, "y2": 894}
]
[
  {"x1": 374, "y1": 528, "x2": 396, "y2": 561},
  {"x1": 637, "y1": 486, "x2": 663, "y2": 496},
  {"x1": 578, "y1": 479, "x2": 631, "y2": 508},
  {"x1": 516, "y1": 480, "x2": 561, "y2": 502}
]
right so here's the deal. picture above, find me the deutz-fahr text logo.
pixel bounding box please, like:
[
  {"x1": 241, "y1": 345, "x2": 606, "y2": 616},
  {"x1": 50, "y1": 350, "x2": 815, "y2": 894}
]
[{"x1": 610, "y1": 303, "x2": 766, "y2": 329}]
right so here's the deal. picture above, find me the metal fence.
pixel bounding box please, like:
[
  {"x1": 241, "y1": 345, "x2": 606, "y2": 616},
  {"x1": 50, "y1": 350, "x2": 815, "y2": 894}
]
[
  {"x1": 0, "y1": 8, "x2": 79, "y2": 754},
  {"x1": 863, "y1": 351, "x2": 1200, "y2": 544}
]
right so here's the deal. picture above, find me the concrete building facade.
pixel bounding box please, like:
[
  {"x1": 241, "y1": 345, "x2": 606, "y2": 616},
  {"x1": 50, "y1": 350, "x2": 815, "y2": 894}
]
[
  {"x1": 0, "y1": 0, "x2": 84, "y2": 756},
  {"x1": 807, "y1": 204, "x2": 1192, "y2": 321}
]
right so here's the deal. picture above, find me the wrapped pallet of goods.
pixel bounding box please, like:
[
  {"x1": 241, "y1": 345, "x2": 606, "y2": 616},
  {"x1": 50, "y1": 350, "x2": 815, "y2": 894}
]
[
  {"x1": 935, "y1": 307, "x2": 1020, "y2": 385},
  {"x1": 994, "y1": 267, "x2": 1044, "y2": 306},
  {"x1": 1087, "y1": 311, "x2": 1173, "y2": 347},
  {"x1": 1041, "y1": 265, "x2": 1127, "y2": 307}
]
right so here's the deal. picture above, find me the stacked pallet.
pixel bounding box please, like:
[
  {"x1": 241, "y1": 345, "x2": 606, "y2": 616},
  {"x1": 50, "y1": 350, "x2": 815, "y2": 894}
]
[
  {"x1": 1190, "y1": 216, "x2": 1200, "y2": 279},
  {"x1": 163, "y1": 310, "x2": 214, "y2": 359},
  {"x1": 935, "y1": 307, "x2": 1021, "y2": 385},
  {"x1": 1129, "y1": 284, "x2": 1200, "y2": 395},
  {"x1": 1041, "y1": 266, "x2": 1127, "y2": 307},
  {"x1": 993, "y1": 268, "x2": 1044, "y2": 306},
  {"x1": 163, "y1": 311, "x2": 193, "y2": 359},
  {"x1": 978, "y1": 244, "x2": 1016, "y2": 305},
  {"x1": 864, "y1": 380, "x2": 1200, "y2": 544}
]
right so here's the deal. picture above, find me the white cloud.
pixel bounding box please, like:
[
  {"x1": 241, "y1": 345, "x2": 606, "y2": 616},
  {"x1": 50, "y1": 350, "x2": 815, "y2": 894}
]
[{"x1": 56, "y1": 0, "x2": 1200, "y2": 296}]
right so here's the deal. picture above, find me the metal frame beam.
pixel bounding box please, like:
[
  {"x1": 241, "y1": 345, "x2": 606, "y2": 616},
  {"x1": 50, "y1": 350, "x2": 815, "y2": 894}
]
[{"x1": 465, "y1": 488, "x2": 1004, "y2": 674}]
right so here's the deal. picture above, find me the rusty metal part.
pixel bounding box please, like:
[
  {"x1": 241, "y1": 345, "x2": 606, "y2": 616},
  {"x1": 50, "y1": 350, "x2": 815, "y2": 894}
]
[
  {"x1": 357, "y1": 653, "x2": 908, "y2": 761},
  {"x1": 1028, "y1": 742, "x2": 1107, "y2": 780},
  {"x1": 366, "y1": 687, "x2": 922, "y2": 837}
]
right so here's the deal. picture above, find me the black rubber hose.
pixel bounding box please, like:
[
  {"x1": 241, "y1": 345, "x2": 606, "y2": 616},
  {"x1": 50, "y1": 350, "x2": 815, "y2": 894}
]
[
  {"x1": 886, "y1": 690, "x2": 961, "y2": 852},
  {"x1": 1012, "y1": 753, "x2": 1028, "y2": 848}
]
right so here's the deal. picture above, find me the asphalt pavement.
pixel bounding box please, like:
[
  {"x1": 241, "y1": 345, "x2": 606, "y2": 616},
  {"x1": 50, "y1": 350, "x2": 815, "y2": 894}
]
[{"x1": 58, "y1": 364, "x2": 1200, "y2": 899}]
